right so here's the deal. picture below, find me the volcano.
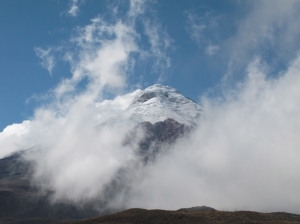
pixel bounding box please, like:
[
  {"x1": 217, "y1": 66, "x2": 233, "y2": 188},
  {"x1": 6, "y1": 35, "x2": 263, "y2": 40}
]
[{"x1": 0, "y1": 85, "x2": 202, "y2": 223}]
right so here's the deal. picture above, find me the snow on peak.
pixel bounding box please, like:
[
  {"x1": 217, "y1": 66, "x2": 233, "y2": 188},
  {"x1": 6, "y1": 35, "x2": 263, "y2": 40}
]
[
  {"x1": 95, "y1": 84, "x2": 202, "y2": 127},
  {"x1": 128, "y1": 84, "x2": 202, "y2": 126}
]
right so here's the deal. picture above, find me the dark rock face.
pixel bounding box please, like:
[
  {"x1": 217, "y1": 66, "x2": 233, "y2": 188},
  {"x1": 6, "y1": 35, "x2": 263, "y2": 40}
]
[
  {"x1": 138, "y1": 118, "x2": 188, "y2": 149},
  {"x1": 124, "y1": 118, "x2": 191, "y2": 162},
  {"x1": 133, "y1": 92, "x2": 157, "y2": 103}
]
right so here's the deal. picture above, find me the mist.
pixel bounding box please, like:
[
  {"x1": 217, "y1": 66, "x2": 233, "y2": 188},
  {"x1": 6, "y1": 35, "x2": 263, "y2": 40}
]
[
  {"x1": 1, "y1": 0, "x2": 300, "y2": 215},
  {"x1": 129, "y1": 57, "x2": 300, "y2": 214}
]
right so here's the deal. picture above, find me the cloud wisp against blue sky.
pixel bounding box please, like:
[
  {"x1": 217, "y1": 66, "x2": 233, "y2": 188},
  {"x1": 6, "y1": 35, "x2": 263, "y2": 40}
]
[{"x1": 67, "y1": 0, "x2": 80, "y2": 17}]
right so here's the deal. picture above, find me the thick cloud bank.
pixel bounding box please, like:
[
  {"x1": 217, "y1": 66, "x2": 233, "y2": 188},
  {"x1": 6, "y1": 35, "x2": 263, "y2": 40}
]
[
  {"x1": 1, "y1": 0, "x2": 300, "y2": 215},
  {"x1": 129, "y1": 56, "x2": 300, "y2": 214}
]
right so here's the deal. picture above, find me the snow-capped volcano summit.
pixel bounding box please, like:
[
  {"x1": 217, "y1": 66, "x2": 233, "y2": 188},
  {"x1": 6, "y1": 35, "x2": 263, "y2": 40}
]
[
  {"x1": 96, "y1": 84, "x2": 202, "y2": 127},
  {"x1": 129, "y1": 84, "x2": 202, "y2": 126}
]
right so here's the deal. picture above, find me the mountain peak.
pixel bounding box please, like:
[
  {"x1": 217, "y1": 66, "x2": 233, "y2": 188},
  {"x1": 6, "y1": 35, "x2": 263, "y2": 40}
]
[
  {"x1": 144, "y1": 84, "x2": 180, "y2": 93},
  {"x1": 96, "y1": 84, "x2": 202, "y2": 127},
  {"x1": 128, "y1": 84, "x2": 202, "y2": 126},
  {"x1": 133, "y1": 85, "x2": 180, "y2": 104}
]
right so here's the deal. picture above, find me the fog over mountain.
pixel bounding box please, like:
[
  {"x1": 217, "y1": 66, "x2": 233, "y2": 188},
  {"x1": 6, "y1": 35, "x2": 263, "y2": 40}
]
[
  {"x1": 1, "y1": 0, "x2": 300, "y2": 218},
  {"x1": 2, "y1": 69, "x2": 300, "y2": 214}
]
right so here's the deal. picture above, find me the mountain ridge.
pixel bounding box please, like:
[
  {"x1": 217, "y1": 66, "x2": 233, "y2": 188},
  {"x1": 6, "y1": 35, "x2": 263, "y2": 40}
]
[{"x1": 68, "y1": 207, "x2": 300, "y2": 224}]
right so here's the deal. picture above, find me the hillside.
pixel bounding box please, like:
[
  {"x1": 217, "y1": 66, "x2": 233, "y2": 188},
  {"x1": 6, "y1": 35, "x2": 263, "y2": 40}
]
[{"x1": 69, "y1": 208, "x2": 300, "y2": 224}]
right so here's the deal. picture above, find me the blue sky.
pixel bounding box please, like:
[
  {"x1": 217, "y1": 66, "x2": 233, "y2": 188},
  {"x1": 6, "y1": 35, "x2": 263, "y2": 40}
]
[{"x1": 1, "y1": 0, "x2": 300, "y2": 130}]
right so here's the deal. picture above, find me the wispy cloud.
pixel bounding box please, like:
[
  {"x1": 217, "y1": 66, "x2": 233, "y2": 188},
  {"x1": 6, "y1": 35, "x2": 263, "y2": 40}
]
[
  {"x1": 128, "y1": 0, "x2": 145, "y2": 18},
  {"x1": 142, "y1": 19, "x2": 173, "y2": 83},
  {"x1": 205, "y1": 44, "x2": 219, "y2": 56},
  {"x1": 223, "y1": 0, "x2": 300, "y2": 78},
  {"x1": 67, "y1": 0, "x2": 80, "y2": 17},
  {"x1": 186, "y1": 0, "x2": 300, "y2": 83},
  {"x1": 186, "y1": 12, "x2": 206, "y2": 46},
  {"x1": 35, "y1": 47, "x2": 56, "y2": 76},
  {"x1": 186, "y1": 1, "x2": 300, "y2": 81},
  {"x1": 185, "y1": 10, "x2": 220, "y2": 55},
  {"x1": 56, "y1": 17, "x2": 139, "y2": 100}
]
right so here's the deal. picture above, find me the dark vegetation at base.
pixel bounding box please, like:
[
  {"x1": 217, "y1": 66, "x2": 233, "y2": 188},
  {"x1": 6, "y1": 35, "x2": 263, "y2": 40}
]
[{"x1": 69, "y1": 208, "x2": 300, "y2": 224}]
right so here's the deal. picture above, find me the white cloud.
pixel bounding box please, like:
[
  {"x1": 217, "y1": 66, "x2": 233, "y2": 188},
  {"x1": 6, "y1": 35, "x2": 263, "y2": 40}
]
[
  {"x1": 127, "y1": 54, "x2": 300, "y2": 214},
  {"x1": 27, "y1": 2, "x2": 146, "y2": 201},
  {"x1": 35, "y1": 47, "x2": 55, "y2": 76},
  {"x1": 67, "y1": 0, "x2": 80, "y2": 17},
  {"x1": 186, "y1": 12, "x2": 206, "y2": 46},
  {"x1": 224, "y1": 0, "x2": 300, "y2": 76},
  {"x1": 67, "y1": 18, "x2": 138, "y2": 94},
  {"x1": 185, "y1": 10, "x2": 220, "y2": 52},
  {"x1": 142, "y1": 19, "x2": 173, "y2": 83},
  {"x1": 186, "y1": 1, "x2": 300, "y2": 80},
  {"x1": 128, "y1": 0, "x2": 145, "y2": 18},
  {"x1": 0, "y1": 121, "x2": 31, "y2": 158},
  {"x1": 205, "y1": 44, "x2": 219, "y2": 56}
]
